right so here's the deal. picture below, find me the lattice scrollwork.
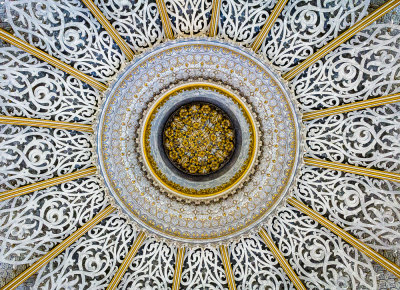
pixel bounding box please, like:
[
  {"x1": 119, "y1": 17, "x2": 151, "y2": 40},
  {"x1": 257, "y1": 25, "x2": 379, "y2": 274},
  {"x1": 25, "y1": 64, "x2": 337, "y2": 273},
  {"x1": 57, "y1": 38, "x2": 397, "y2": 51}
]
[
  {"x1": 230, "y1": 235, "x2": 294, "y2": 289},
  {"x1": 293, "y1": 166, "x2": 400, "y2": 251},
  {"x1": 180, "y1": 247, "x2": 228, "y2": 289},
  {"x1": 93, "y1": 0, "x2": 165, "y2": 53},
  {"x1": 267, "y1": 206, "x2": 378, "y2": 289},
  {"x1": 292, "y1": 24, "x2": 400, "y2": 112},
  {"x1": 0, "y1": 176, "x2": 107, "y2": 281},
  {"x1": 4, "y1": 0, "x2": 125, "y2": 83},
  {"x1": 0, "y1": 45, "x2": 99, "y2": 124},
  {"x1": 118, "y1": 238, "x2": 175, "y2": 289},
  {"x1": 165, "y1": 0, "x2": 212, "y2": 36},
  {"x1": 32, "y1": 212, "x2": 137, "y2": 289},
  {"x1": 305, "y1": 104, "x2": 400, "y2": 172},
  {"x1": 218, "y1": 0, "x2": 276, "y2": 46},
  {"x1": 0, "y1": 124, "x2": 93, "y2": 191},
  {"x1": 260, "y1": 0, "x2": 369, "y2": 73}
]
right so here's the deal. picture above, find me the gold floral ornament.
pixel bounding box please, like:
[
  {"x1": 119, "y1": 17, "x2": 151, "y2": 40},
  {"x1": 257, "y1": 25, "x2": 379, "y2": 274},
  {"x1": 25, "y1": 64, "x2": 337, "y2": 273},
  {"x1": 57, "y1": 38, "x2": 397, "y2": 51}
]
[{"x1": 163, "y1": 103, "x2": 235, "y2": 175}]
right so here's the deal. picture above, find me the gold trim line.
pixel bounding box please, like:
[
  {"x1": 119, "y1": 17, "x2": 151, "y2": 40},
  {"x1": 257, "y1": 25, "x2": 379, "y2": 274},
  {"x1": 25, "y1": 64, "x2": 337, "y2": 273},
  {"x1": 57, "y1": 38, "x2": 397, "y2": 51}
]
[
  {"x1": 209, "y1": 0, "x2": 222, "y2": 37},
  {"x1": 251, "y1": 0, "x2": 289, "y2": 52},
  {"x1": 304, "y1": 157, "x2": 400, "y2": 183},
  {"x1": 81, "y1": 0, "x2": 135, "y2": 60},
  {"x1": 0, "y1": 29, "x2": 107, "y2": 91},
  {"x1": 219, "y1": 245, "x2": 237, "y2": 290},
  {"x1": 303, "y1": 93, "x2": 400, "y2": 120},
  {"x1": 0, "y1": 167, "x2": 97, "y2": 202},
  {"x1": 155, "y1": 0, "x2": 174, "y2": 39},
  {"x1": 106, "y1": 231, "x2": 146, "y2": 290},
  {"x1": 282, "y1": 0, "x2": 400, "y2": 80},
  {"x1": 1, "y1": 205, "x2": 115, "y2": 290},
  {"x1": 259, "y1": 228, "x2": 305, "y2": 290},
  {"x1": 172, "y1": 247, "x2": 186, "y2": 290},
  {"x1": 288, "y1": 197, "x2": 400, "y2": 279},
  {"x1": 0, "y1": 115, "x2": 93, "y2": 133}
]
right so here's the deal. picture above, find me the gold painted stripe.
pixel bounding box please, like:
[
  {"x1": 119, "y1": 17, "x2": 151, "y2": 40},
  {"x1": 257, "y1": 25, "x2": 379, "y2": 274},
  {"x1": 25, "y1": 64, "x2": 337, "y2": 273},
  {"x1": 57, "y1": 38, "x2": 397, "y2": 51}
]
[
  {"x1": 1, "y1": 205, "x2": 115, "y2": 290},
  {"x1": 0, "y1": 115, "x2": 93, "y2": 133},
  {"x1": 107, "y1": 231, "x2": 146, "y2": 290},
  {"x1": 80, "y1": 0, "x2": 134, "y2": 60},
  {"x1": 155, "y1": 0, "x2": 174, "y2": 39},
  {"x1": 288, "y1": 197, "x2": 400, "y2": 278},
  {"x1": 219, "y1": 245, "x2": 237, "y2": 290},
  {"x1": 303, "y1": 93, "x2": 400, "y2": 120},
  {"x1": 0, "y1": 29, "x2": 107, "y2": 91},
  {"x1": 0, "y1": 167, "x2": 97, "y2": 202},
  {"x1": 172, "y1": 247, "x2": 186, "y2": 290},
  {"x1": 304, "y1": 157, "x2": 400, "y2": 183},
  {"x1": 282, "y1": 0, "x2": 400, "y2": 81},
  {"x1": 251, "y1": 0, "x2": 289, "y2": 52},
  {"x1": 209, "y1": 0, "x2": 222, "y2": 37},
  {"x1": 259, "y1": 228, "x2": 305, "y2": 290}
]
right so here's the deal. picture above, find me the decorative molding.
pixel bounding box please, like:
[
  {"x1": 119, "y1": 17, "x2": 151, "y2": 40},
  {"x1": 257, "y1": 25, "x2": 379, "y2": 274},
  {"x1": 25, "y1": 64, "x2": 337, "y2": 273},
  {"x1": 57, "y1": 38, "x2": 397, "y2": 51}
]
[
  {"x1": 259, "y1": 228, "x2": 305, "y2": 290},
  {"x1": 0, "y1": 167, "x2": 97, "y2": 202},
  {"x1": 282, "y1": 0, "x2": 400, "y2": 80},
  {"x1": 287, "y1": 197, "x2": 400, "y2": 279},
  {"x1": 1, "y1": 205, "x2": 115, "y2": 290},
  {"x1": 0, "y1": 29, "x2": 107, "y2": 91},
  {"x1": 155, "y1": 0, "x2": 174, "y2": 39},
  {"x1": 219, "y1": 245, "x2": 237, "y2": 290},
  {"x1": 209, "y1": 0, "x2": 222, "y2": 37},
  {"x1": 172, "y1": 247, "x2": 185, "y2": 290},
  {"x1": 250, "y1": 0, "x2": 289, "y2": 52},
  {"x1": 80, "y1": 0, "x2": 135, "y2": 60},
  {"x1": 106, "y1": 232, "x2": 146, "y2": 290},
  {"x1": 304, "y1": 157, "x2": 400, "y2": 183},
  {"x1": 0, "y1": 115, "x2": 94, "y2": 133},
  {"x1": 302, "y1": 93, "x2": 400, "y2": 120}
]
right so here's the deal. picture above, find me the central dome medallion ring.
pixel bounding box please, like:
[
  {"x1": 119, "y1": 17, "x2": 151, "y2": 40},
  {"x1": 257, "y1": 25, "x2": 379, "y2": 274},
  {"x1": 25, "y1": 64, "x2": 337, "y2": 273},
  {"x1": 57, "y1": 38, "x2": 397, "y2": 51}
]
[
  {"x1": 139, "y1": 82, "x2": 260, "y2": 203},
  {"x1": 96, "y1": 38, "x2": 302, "y2": 245}
]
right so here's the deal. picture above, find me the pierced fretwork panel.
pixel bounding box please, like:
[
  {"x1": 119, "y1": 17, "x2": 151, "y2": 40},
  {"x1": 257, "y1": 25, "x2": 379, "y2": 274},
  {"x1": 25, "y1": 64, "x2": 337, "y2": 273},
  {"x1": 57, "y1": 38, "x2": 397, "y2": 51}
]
[
  {"x1": 260, "y1": 0, "x2": 369, "y2": 73},
  {"x1": 267, "y1": 206, "x2": 378, "y2": 289},
  {"x1": 218, "y1": 0, "x2": 276, "y2": 46},
  {"x1": 0, "y1": 124, "x2": 93, "y2": 192},
  {"x1": 32, "y1": 213, "x2": 137, "y2": 289},
  {"x1": 94, "y1": 0, "x2": 165, "y2": 53},
  {"x1": 4, "y1": 0, "x2": 125, "y2": 83},
  {"x1": 292, "y1": 24, "x2": 400, "y2": 112},
  {"x1": 305, "y1": 103, "x2": 400, "y2": 172},
  {"x1": 165, "y1": 0, "x2": 212, "y2": 36},
  {"x1": 230, "y1": 235, "x2": 295, "y2": 289}
]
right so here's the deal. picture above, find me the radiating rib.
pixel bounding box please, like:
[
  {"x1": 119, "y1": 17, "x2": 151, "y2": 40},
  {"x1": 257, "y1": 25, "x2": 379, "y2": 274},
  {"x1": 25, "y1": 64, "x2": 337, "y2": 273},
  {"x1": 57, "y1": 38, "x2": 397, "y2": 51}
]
[
  {"x1": 80, "y1": 0, "x2": 135, "y2": 60},
  {"x1": 0, "y1": 167, "x2": 97, "y2": 202},
  {"x1": 219, "y1": 245, "x2": 236, "y2": 290},
  {"x1": 302, "y1": 93, "x2": 400, "y2": 121},
  {"x1": 0, "y1": 29, "x2": 107, "y2": 91},
  {"x1": 209, "y1": 0, "x2": 222, "y2": 37},
  {"x1": 250, "y1": 0, "x2": 289, "y2": 52},
  {"x1": 282, "y1": 0, "x2": 400, "y2": 81},
  {"x1": 287, "y1": 197, "x2": 400, "y2": 278},
  {"x1": 172, "y1": 247, "x2": 186, "y2": 290},
  {"x1": 0, "y1": 115, "x2": 94, "y2": 133},
  {"x1": 155, "y1": 0, "x2": 174, "y2": 39},
  {"x1": 304, "y1": 157, "x2": 400, "y2": 183},
  {"x1": 259, "y1": 228, "x2": 305, "y2": 290},
  {"x1": 1, "y1": 205, "x2": 115, "y2": 290},
  {"x1": 106, "y1": 231, "x2": 146, "y2": 290}
]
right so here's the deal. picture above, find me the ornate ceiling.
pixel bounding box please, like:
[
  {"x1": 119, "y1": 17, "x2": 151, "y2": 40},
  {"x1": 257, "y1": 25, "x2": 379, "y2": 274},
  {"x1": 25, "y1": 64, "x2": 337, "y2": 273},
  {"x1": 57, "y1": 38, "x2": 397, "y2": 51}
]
[{"x1": 0, "y1": 0, "x2": 399, "y2": 289}]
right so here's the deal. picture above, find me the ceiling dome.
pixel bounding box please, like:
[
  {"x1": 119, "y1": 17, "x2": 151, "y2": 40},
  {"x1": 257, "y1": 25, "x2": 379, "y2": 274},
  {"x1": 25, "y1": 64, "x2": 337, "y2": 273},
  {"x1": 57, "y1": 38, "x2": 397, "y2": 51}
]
[{"x1": 0, "y1": 0, "x2": 399, "y2": 289}]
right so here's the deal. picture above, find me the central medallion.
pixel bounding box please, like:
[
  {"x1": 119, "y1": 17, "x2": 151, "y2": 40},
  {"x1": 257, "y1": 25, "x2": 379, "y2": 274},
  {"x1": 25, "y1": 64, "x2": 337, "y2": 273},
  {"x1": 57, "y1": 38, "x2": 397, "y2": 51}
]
[
  {"x1": 139, "y1": 82, "x2": 260, "y2": 202},
  {"x1": 96, "y1": 38, "x2": 302, "y2": 245},
  {"x1": 163, "y1": 102, "x2": 235, "y2": 176}
]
